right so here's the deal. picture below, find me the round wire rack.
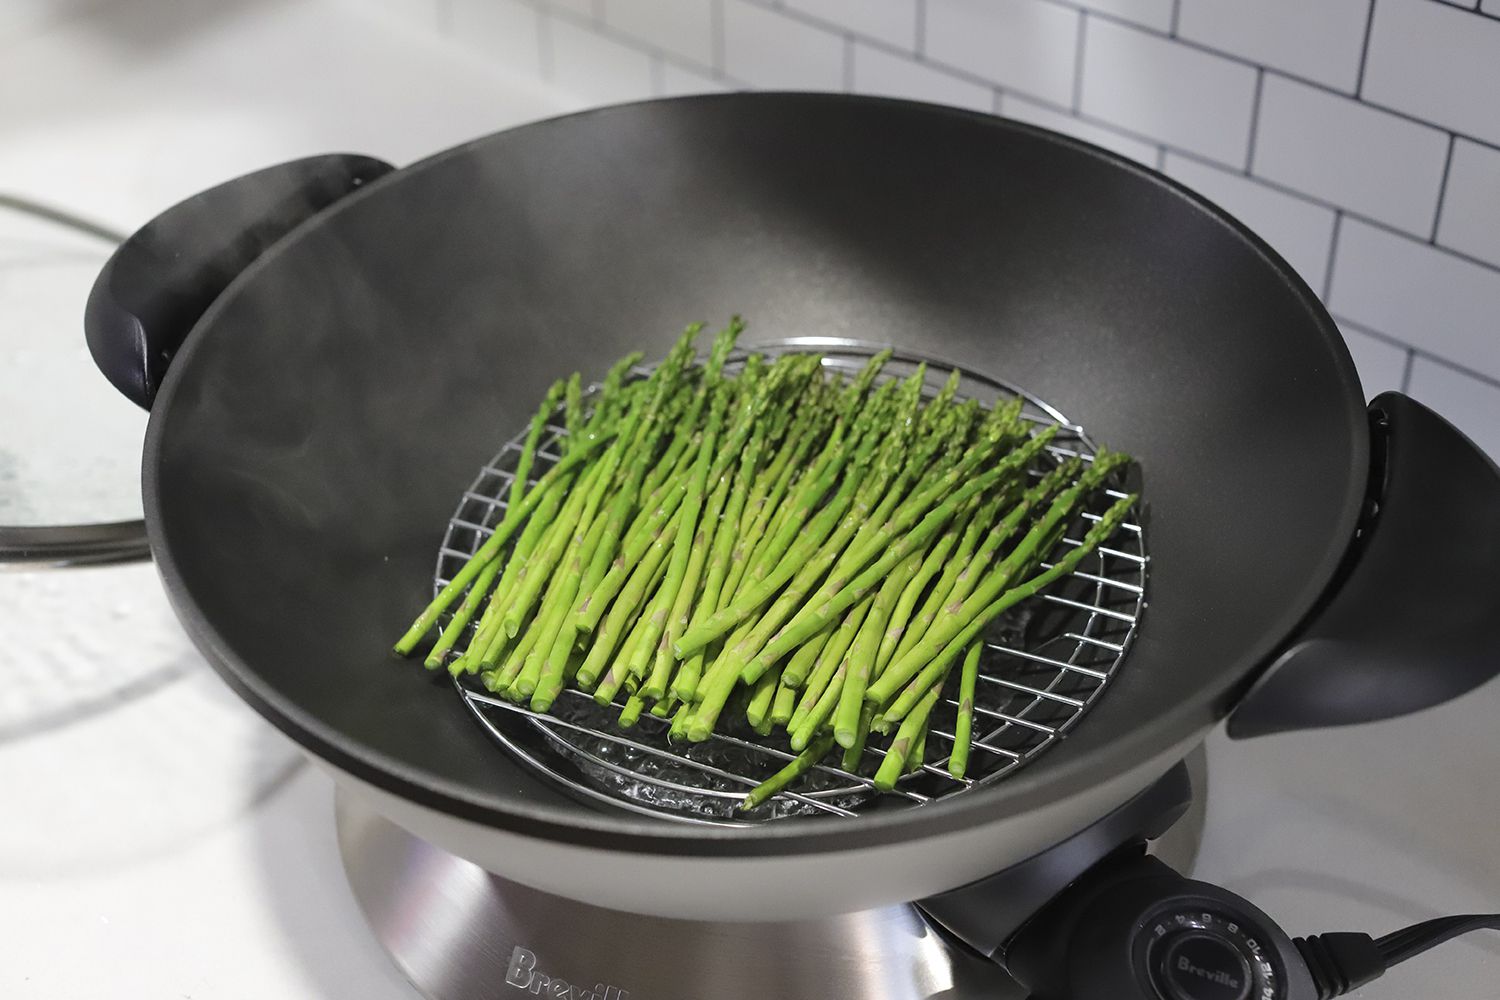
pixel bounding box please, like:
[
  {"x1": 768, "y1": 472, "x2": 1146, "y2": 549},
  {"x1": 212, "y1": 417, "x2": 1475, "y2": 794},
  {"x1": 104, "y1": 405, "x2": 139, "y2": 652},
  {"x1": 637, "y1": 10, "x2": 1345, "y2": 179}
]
[{"x1": 433, "y1": 338, "x2": 1147, "y2": 826}]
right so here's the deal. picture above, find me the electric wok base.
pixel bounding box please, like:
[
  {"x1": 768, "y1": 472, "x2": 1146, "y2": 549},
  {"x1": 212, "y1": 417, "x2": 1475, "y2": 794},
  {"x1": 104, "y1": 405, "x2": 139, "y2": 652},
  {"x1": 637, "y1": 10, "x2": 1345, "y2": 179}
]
[{"x1": 336, "y1": 753, "x2": 1207, "y2": 1000}]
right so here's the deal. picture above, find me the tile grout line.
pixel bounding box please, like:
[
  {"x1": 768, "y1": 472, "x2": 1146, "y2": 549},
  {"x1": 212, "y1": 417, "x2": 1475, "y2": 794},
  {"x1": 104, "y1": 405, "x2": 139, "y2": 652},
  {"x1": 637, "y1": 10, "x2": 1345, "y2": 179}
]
[
  {"x1": 1322, "y1": 211, "x2": 1345, "y2": 302},
  {"x1": 525, "y1": 0, "x2": 1500, "y2": 285},
  {"x1": 721, "y1": 0, "x2": 1500, "y2": 159},
  {"x1": 1355, "y1": 0, "x2": 1378, "y2": 98},
  {"x1": 1170, "y1": 0, "x2": 1182, "y2": 35},
  {"x1": 1155, "y1": 146, "x2": 1167, "y2": 171},
  {"x1": 1429, "y1": 134, "x2": 1458, "y2": 244},
  {"x1": 1072, "y1": 12, "x2": 1087, "y2": 114},
  {"x1": 1244, "y1": 69, "x2": 1265, "y2": 176},
  {"x1": 1400, "y1": 349, "x2": 1417, "y2": 392},
  {"x1": 842, "y1": 34, "x2": 855, "y2": 91},
  {"x1": 1333, "y1": 312, "x2": 1500, "y2": 391},
  {"x1": 914, "y1": 0, "x2": 927, "y2": 56}
]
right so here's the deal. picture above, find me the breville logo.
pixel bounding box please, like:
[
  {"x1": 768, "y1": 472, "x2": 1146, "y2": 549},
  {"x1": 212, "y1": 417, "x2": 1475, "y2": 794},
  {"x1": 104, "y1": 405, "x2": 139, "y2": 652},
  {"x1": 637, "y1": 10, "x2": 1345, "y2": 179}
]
[
  {"x1": 505, "y1": 946, "x2": 631, "y2": 1000},
  {"x1": 1177, "y1": 955, "x2": 1240, "y2": 989}
]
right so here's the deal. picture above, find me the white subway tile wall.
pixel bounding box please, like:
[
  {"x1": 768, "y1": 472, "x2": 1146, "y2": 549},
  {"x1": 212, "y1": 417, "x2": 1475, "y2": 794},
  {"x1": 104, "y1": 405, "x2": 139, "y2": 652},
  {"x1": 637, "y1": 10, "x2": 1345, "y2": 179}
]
[
  {"x1": 549, "y1": 16, "x2": 654, "y2": 103},
  {"x1": 1407, "y1": 356, "x2": 1500, "y2": 459},
  {"x1": 852, "y1": 42, "x2": 993, "y2": 113},
  {"x1": 1362, "y1": 0, "x2": 1500, "y2": 146},
  {"x1": 923, "y1": 0, "x2": 1079, "y2": 107},
  {"x1": 722, "y1": 0, "x2": 843, "y2": 90},
  {"x1": 1176, "y1": 0, "x2": 1371, "y2": 92},
  {"x1": 1071, "y1": 0, "x2": 1174, "y2": 32},
  {"x1": 1252, "y1": 74, "x2": 1449, "y2": 237},
  {"x1": 602, "y1": 0, "x2": 715, "y2": 67},
  {"x1": 1338, "y1": 322, "x2": 1412, "y2": 394},
  {"x1": 1162, "y1": 152, "x2": 1337, "y2": 291},
  {"x1": 448, "y1": 0, "x2": 543, "y2": 80},
  {"x1": 998, "y1": 93, "x2": 1157, "y2": 166},
  {"x1": 658, "y1": 60, "x2": 730, "y2": 97},
  {"x1": 785, "y1": 0, "x2": 917, "y2": 50},
  {"x1": 1079, "y1": 16, "x2": 1258, "y2": 166},
  {"x1": 396, "y1": 0, "x2": 1499, "y2": 454},
  {"x1": 1330, "y1": 217, "x2": 1500, "y2": 381},
  {"x1": 1435, "y1": 138, "x2": 1500, "y2": 268}
]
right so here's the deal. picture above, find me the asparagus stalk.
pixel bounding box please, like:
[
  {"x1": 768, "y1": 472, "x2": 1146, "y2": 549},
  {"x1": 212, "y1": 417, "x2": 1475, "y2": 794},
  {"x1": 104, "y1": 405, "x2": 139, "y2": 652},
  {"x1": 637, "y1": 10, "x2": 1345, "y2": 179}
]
[
  {"x1": 740, "y1": 733, "x2": 836, "y2": 811},
  {"x1": 391, "y1": 426, "x2": 615, "y2": 656},
  {"x1": 653, "y1": 472, "x2": 730, "y2": 700},
  {"x1": 499, "y1": 458, "x2": 608, "y2": 639},
  {"x1": 875, "y1": 511, "x2": 970, "y2": 678},
  {"x1": 572, "y1": 325, "x2": 705, "y2": 616},
  {"x1": 560, "y1": 373, "x2": 583, "y2": 450},
  {"x1": 426, "y1": 554, "x2": 501, "y2": 671},
  {"x1": 841, "y1": 704, "x2": 875, "y2": 772},
  {"x1": 833, "y1": 548, "x2": 922, "y2": 747},
  {"x1": 742, "y1": 426, "x2": 1061, "y2": 678},
  {"x1": 744, "y1": 662, "x2": 781, "y2": 730},
  {"x1": 687, "y1": 434, "x2": 887, "y2": 667},
  {"x1": 789, "y1": 662, "x2": 846, "y2": 752},
  {"x1": 789, "y1": 596, "x2": 872, "y2": 733},
  {"x1": 510, "y1": 378, "x2": 567, "y2": 509},
  {"x1": 575, "y1": 507, "x2": 682, "y2": 688},
  {"x1": 877, "y1": 492, "x2": 1138, "y2": 722},
  {"x1": 949, "y1": 640, "x2": 983, "y2": 779},
  {"x1": 461, "y1": 482, "x2": 566, "y2": 672},
  {"x1": 870, "y1": 454, "x2": 1128, "y2": 707},
  {"x1": 638, "y1": 378, "x2": 732, "y2": 698},
  {"x1": 770, "y1": 677, "x2": 798, "y2": 727},
  {"x1": 873, "y1": 667, "x2": 949, "y2": 791}
]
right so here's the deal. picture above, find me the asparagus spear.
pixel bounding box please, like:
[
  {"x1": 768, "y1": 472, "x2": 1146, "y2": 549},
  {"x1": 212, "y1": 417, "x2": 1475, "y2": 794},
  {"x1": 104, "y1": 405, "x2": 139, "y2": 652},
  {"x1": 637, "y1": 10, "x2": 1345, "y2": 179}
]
[
  {"x1": 426, "y1": 554, "x2": 502, "y2": 671},
  {"x1": 770, "y1": 677, "x2": 799, "y2": 727},
  {"x1": 789, "y1": 662, "x2": 846, "y2": 752},
  {"x1": 462, "y1": 472, "x2": 576, "y2": 670},
  {"x1": 559, "y1": 372, "x2": 585, "y2": 446},
  {"x1": 638, "y1": 377, "x2": 733, "y2": 698},
  {"x1": 740, "y1": 733, "x2": 836, "y2": 811},
  {"x1": 833, "y1": 548, "x2": 922, "y2": 747},
  {"x1": 510, "y1": 378, "x2": 567, "y2": 509},
  {"x1": 789, "y1": 594, "x2": 872, "y2": 729},
  {"x1": 949, "y1": 640, "x2": 983, "y2": 780},
  {"x1": 653, "y1": 472, "x2": 730, "y2": 700},
  {"x1": 674, "y1": 387, "x2": 901, "y2": 658},
  {"x1": 744, "y1": 663, "x2": 781, "y2": 730},
  {"x1": 391, "y1": 426, "x2": 615, "y2": 656},
  {"x1": 873, "y1": 666, "x2": 950, "y2": 791},
  {"x1": 877, "y1": 493, "x2": 1138, "y2": 722},
  {"x1": 741, "y1": 426, "x2": 1061, "y2": 679},
  {"x1": 575, "y1": 507, "x2": 683, "y2": 689},
  {"x1": 499, "y1": 458, "x2": 609, "y2": 639},
  {"x1": 571, "y1": 325, "x2": 705, "y2": 617},
  {"x1": 870, "y1": 455, "x2": 1128, "y2": 706},
  {"x1": 875, "y1": 510, "x2": 970, "y2": 678}
]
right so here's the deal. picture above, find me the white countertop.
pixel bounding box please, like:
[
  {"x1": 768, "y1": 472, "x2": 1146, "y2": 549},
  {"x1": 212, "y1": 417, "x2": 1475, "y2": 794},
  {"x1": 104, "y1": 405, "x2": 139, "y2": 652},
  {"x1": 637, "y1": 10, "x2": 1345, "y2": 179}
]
[{"x1": 1, "y1": 3, "x2": 1496, "y2": 997}]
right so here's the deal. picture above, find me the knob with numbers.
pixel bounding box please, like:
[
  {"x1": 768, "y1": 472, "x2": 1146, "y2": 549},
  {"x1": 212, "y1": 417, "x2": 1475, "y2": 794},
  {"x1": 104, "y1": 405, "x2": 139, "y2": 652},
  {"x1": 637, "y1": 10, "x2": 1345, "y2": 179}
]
[{"x1": 1003, "y1": 854, "x2": 1317, "y2": 1000}]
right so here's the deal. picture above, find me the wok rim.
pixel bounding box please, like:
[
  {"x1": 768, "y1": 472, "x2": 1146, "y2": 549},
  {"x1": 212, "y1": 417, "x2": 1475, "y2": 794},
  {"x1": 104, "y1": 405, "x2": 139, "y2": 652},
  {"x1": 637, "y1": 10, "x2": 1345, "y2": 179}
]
[{"x1": 140, "y1": 92, "x2": 1368, "y2": 858}]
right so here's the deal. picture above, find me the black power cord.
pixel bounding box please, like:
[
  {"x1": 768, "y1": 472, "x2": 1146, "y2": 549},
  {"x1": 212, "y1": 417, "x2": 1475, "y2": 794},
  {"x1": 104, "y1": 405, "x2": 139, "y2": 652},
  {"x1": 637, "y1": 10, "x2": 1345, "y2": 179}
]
[{"x1": 1294, "y1": 914, "x2": 1500, "y2": 999}]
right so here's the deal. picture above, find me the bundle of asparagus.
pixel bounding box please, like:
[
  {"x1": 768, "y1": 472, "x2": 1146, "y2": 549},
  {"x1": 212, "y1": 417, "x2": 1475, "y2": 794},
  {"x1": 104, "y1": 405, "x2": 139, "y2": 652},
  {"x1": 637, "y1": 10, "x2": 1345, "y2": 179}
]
[{"x1": 392, "y1": 320, "x2": 1137, "y2": 810}]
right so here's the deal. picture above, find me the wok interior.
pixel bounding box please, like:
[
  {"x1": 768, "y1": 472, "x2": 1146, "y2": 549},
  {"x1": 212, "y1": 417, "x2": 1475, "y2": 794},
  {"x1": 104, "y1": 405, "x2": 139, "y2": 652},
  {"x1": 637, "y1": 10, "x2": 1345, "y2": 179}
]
[{"x1": 149, "y1": 95, "x2": 1363, "y2": 844}]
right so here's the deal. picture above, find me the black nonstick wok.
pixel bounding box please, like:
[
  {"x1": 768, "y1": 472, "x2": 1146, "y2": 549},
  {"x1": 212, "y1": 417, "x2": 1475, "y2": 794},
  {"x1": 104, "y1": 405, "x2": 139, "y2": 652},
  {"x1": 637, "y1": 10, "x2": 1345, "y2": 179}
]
[{"x1": 80, "y1": 94, "x2": 1500, "y2": 922}]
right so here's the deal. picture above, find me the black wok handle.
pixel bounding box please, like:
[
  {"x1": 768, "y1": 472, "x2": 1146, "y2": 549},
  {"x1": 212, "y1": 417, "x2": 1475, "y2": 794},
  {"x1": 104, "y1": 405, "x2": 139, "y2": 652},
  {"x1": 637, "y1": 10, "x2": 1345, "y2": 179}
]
[
  {"x1": 84, "y1": 153, "x2": 395, "y2": 410},
  {"x1": 1228, "y1": 391, "x2": 1500, "y2": 738},
  {"x1": 9, "y1": 154, "x2": 395, "y2": 567}
]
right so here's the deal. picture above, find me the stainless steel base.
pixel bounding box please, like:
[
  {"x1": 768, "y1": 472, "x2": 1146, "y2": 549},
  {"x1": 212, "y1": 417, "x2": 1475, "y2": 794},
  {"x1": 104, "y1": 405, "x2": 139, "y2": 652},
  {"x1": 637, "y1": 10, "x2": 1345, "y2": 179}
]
[{"x1": 336, "y1": 750, "x2": 1205, "y2": 1000}]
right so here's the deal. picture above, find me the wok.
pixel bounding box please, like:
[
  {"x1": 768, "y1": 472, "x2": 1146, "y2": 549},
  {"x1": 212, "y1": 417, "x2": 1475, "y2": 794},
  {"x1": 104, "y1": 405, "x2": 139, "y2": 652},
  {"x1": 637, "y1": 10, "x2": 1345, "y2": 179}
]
[{"x1": 78, "y1": 94, "x2": 1500, "y2": 921}]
